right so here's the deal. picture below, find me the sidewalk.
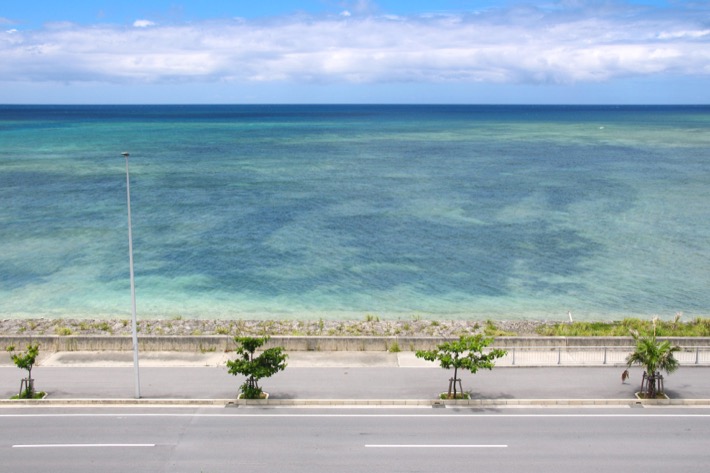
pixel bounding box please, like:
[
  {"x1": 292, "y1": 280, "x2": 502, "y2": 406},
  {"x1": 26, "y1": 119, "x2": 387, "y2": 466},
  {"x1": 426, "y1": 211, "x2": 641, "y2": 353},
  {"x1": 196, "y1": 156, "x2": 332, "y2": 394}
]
[{"x1": 2, "y1": 351, "x2": 710, "y2": 406}]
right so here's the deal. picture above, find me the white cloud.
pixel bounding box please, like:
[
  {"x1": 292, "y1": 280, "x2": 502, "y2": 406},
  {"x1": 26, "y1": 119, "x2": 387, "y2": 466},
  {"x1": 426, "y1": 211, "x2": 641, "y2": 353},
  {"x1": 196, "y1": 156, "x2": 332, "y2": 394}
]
[
  {"x1": 133, "y1": 19, "x2": 156, "y2": 28},
  {"x1": 0, "y1": 2, "x2": 708, "y2": 87},
  {"x1": 658, "y1": 29, "x2": 710, "y2": 40}
]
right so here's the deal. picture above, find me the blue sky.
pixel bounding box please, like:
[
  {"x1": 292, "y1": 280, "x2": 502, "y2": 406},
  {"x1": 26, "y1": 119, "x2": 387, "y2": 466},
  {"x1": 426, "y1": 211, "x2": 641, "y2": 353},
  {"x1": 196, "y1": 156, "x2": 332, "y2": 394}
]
[{"x1": 1, "y1": 0, "x2": 708, "y2": 103}]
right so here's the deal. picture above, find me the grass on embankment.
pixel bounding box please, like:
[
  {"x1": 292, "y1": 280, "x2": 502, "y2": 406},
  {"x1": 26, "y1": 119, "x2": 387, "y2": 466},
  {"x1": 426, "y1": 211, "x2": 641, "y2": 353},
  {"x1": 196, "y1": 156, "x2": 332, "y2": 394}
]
[{"x1": 536, "y1": 317, "x2": 710, "y2": 337}]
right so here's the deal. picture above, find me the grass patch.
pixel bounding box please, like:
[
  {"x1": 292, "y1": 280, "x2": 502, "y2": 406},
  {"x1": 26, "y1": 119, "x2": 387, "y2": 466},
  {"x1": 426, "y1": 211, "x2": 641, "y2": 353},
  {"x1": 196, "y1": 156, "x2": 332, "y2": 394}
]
[
  {"x1": 54, "y1": 326, "x2": 72, "y2": 336},
  {"x1": 95, "y1": 321, "x2": 112, "y2": 332},
  {"x1": 483, "y1": 320, "x2": 516, "y2": 337},
  {"x1": 536, "y1": 317, "x2": 710, "y2": 337},
  {"x1": 11, "y1": 391, "x2": 47, "y2": 400},
  {"x1": 439, "y1": 392, "x2": 471, "y2": 400}
]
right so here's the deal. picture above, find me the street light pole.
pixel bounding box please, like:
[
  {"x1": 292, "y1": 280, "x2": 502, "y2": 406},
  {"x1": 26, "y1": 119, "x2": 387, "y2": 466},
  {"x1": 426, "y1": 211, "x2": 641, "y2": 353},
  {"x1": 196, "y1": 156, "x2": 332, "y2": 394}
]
[{"x1": 122, "y1": 151, "x2": 141, "y2": 399}]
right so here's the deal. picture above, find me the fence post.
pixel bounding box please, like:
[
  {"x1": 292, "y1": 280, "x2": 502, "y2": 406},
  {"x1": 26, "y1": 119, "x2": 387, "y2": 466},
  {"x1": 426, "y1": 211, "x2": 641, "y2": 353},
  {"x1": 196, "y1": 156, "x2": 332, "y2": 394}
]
[
  {"x1": 512, "y1": 347, "x2": 516, "y2": 366},
  {"x1": 696, "y1": 347, "x2": 700, "y2": 365},
  {"x1": 557, "y1": 347, "x2": 561, "y2": 365},
  {"x1": 603, "y1": 347, "x2": 607, "y2": 365}
]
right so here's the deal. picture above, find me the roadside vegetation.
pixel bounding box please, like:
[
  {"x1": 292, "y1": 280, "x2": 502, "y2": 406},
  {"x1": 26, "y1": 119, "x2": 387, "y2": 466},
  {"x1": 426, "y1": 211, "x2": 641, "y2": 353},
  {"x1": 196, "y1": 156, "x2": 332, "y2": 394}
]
[
  {"x1": 6, "y1": 343, "x2": 45, "y2": 399},
  {"x1": 3, "y1": 315, "x2": 710, "y2": 338},
  {"x1": 626, "y1": 329, "x2": 680, "y2": 398},
  {"x1": 227, "y1": 336, "x2": 288, "y2": 399},
  {"x1": 536, "y1": 315, "x2": 710, "y2": 337},
  {"x1": 415, "y1": 335, "x2": 507, "y2": 400}
]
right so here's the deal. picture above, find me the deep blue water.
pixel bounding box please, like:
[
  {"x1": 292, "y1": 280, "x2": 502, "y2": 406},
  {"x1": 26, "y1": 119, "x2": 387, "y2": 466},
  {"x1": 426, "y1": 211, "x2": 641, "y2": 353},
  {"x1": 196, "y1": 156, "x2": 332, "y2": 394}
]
[{"x1": 1, "y1": 105, "x2": 709, "y2": 321}]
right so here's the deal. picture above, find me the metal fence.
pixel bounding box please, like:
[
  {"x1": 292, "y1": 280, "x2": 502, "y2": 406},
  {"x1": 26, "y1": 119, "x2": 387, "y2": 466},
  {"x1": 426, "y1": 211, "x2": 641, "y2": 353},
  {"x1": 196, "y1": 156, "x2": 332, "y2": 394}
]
[{"x1": 492, "y1": 346, "x2": 710, "y2": 366}]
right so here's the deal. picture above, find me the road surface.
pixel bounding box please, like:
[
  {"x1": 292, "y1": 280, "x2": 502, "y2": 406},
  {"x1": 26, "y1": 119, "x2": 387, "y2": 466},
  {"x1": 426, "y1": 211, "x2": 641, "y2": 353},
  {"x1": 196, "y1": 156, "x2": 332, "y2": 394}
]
[{"x1": 2, "y1": 406, "x2": 709, "y2": 472}]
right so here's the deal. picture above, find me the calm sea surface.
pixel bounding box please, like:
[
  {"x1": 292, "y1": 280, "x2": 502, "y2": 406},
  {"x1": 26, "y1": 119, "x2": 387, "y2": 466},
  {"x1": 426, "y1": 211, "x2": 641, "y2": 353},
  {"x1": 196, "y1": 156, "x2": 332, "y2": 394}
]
[{"x1": 1, "y1": 105, "x2": 709, "y2": 321}]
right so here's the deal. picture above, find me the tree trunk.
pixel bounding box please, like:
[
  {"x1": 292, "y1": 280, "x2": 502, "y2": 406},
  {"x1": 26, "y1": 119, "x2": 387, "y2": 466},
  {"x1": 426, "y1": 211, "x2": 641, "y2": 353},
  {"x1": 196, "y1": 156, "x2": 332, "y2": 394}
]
[{"x1": 648, "y1": 374, "x2": 656, "y2": 398}]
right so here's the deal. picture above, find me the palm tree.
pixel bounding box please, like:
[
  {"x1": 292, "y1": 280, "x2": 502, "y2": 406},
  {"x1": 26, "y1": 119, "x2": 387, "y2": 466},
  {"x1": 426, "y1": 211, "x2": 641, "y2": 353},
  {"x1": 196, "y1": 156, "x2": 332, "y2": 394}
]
[{"x1": 625, "y1": 332, "x2": 680, "y2": 398}]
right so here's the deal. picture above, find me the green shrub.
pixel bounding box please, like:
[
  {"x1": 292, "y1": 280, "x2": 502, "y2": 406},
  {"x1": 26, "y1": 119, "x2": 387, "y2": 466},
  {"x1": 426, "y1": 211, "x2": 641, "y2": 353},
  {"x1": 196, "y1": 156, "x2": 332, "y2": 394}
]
[
  {"x1": 55, "y1": 326, "x2": 72, "y2": 336},
  {"x1": 96, "y1": 321, "x2": 112, "y2": 332},
  {"x1": 483, "y1": 320, "x2": 515, "y2": 337}
]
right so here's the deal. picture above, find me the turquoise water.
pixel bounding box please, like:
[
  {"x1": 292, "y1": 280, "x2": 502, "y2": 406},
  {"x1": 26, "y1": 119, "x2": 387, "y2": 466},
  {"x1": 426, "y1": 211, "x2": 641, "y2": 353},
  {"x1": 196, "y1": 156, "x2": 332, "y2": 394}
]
[{"x1": 1, "y1": 105, "x2": 709, "y2": 321}]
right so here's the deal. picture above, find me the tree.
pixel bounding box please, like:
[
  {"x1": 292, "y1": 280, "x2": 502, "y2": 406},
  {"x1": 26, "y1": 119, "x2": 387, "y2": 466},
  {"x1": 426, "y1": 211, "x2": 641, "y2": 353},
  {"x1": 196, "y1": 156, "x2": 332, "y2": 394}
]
[
  {"x1": 226, "y1": 336, "x2": 288, "y2": 399},
  {"x1": 7, "y1": 343, "x2": 40, "y2": 399},
  {"x1": 625, "y1": 331, "x2": 680, "y2": 398},
  {"x1": 415, "y1": 335, "x2": 507, "y2": 399}
]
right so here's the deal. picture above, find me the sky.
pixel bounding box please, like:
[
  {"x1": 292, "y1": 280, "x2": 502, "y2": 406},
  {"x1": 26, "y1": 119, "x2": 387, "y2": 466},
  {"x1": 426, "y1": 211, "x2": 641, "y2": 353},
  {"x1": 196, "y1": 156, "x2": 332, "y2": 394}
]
[{"x1": 1, "y1": 0, "x2": 709, "y2": 104}]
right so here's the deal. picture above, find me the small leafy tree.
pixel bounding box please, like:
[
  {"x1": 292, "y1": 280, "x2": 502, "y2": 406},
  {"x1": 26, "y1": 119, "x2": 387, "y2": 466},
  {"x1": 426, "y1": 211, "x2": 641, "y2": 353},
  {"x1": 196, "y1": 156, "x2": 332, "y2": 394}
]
[
  {"x1": 7, "y1": 343, "x2": 40, "y2": 399},
  {"x1": 415, "y1": 335, "x2": 507, "y2": 399},
  {"x1": 226, "y1": 336, "x2": 287, "y2": 399},
  {"x1": 626, "y1": 331, "x2": 680, "y2": 398}
]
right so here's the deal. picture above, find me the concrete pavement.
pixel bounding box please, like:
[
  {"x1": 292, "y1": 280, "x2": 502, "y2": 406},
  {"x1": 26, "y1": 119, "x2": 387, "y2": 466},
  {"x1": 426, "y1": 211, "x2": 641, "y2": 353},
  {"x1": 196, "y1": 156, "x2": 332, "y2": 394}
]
[{"x1": 3, "y1": 350, "x2": 710, "y2": 406}]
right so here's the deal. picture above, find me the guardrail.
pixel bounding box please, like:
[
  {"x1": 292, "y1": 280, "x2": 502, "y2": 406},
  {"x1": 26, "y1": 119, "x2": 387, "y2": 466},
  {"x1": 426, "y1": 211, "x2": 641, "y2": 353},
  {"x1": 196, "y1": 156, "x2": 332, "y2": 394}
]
[{"x1": 495, "y1": 346, "x2": 710, "y2": 366}]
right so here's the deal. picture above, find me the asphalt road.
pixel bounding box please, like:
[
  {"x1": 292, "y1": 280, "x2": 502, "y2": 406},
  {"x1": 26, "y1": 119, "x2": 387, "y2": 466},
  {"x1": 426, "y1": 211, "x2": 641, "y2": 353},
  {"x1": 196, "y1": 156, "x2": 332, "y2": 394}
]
[{"x1": 3, "y1": 407, "x2": 710, "y2": 473}]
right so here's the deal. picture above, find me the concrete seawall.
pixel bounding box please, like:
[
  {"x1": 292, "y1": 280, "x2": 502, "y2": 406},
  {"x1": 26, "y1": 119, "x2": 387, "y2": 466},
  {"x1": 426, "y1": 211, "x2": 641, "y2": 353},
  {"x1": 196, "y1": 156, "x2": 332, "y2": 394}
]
[{"x1": 3, "y1": 335, "x2": 710, "y2": 352}]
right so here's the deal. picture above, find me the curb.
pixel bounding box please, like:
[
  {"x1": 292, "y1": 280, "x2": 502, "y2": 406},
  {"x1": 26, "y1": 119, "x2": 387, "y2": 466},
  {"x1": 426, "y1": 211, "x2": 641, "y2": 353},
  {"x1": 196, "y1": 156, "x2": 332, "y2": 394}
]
[{"x1": 2, "y1": 398, "x2": 710, "y2": 407}]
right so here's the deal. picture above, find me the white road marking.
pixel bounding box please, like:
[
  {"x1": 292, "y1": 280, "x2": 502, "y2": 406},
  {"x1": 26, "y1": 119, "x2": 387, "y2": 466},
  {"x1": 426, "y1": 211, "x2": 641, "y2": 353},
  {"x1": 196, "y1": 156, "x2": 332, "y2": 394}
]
[
  {"x1": 366, "y1": 444, "x2": 508, "y2": 448},
  {"x1": 12, "y1": 444, "x2": 155, "y2": 448},
  {"x1": 2, "y1": 413, "x2": 710, "y2": 418}
]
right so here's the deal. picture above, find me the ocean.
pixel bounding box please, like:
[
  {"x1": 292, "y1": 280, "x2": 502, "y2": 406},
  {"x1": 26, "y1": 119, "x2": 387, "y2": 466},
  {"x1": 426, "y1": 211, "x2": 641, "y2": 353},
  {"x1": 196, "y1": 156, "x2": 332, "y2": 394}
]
[{"x1": 1, "y1": 104, "x2": 708, "y2": 322}]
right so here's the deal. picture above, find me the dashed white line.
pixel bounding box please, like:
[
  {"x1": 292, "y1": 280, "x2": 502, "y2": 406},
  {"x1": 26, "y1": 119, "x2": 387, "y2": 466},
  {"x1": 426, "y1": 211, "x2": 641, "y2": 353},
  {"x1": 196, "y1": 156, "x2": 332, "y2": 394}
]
[
  {"x1": 12, "y1": 444, "x2": 156, "y2": 448},
  {"x1": 366, "y1": 444, "x2": 508, "y2": 448}
]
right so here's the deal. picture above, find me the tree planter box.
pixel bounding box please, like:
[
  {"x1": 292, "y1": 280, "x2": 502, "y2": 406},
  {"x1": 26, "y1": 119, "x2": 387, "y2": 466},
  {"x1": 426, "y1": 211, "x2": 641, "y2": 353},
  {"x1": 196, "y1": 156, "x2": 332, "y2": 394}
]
[
  {"x1": 439, "y1": 391, "x2": 471, "y2": 400},
  {"x1": 635, "y1": 392, "x2": 669, "y2": 400},
  {"x1": 10, "y1": 391, "x2": 47, "y2": 400},
  {"x1": 237, "y1": 392, "x2": 269, "y2": 400}
]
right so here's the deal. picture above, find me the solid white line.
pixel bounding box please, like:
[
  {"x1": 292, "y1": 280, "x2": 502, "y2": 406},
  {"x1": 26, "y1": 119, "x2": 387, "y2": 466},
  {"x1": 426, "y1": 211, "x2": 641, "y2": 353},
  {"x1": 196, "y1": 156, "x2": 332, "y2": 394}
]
[
  {"x1": 2, "y1": 413, "x2": 710, "y2": 418},
  {"x1": 366, "y1": 444, "x2": 508, "y2": 448},
  {"x1": 12, "y1": 444, "x2": 155, "y2": 448}
]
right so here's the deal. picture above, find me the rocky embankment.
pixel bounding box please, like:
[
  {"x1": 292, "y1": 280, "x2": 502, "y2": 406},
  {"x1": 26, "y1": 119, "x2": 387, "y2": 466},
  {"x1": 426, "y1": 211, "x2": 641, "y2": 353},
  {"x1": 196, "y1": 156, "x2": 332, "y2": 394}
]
[{"x1": 0, "y1": 318, "x2": 551, "y2": 338}]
